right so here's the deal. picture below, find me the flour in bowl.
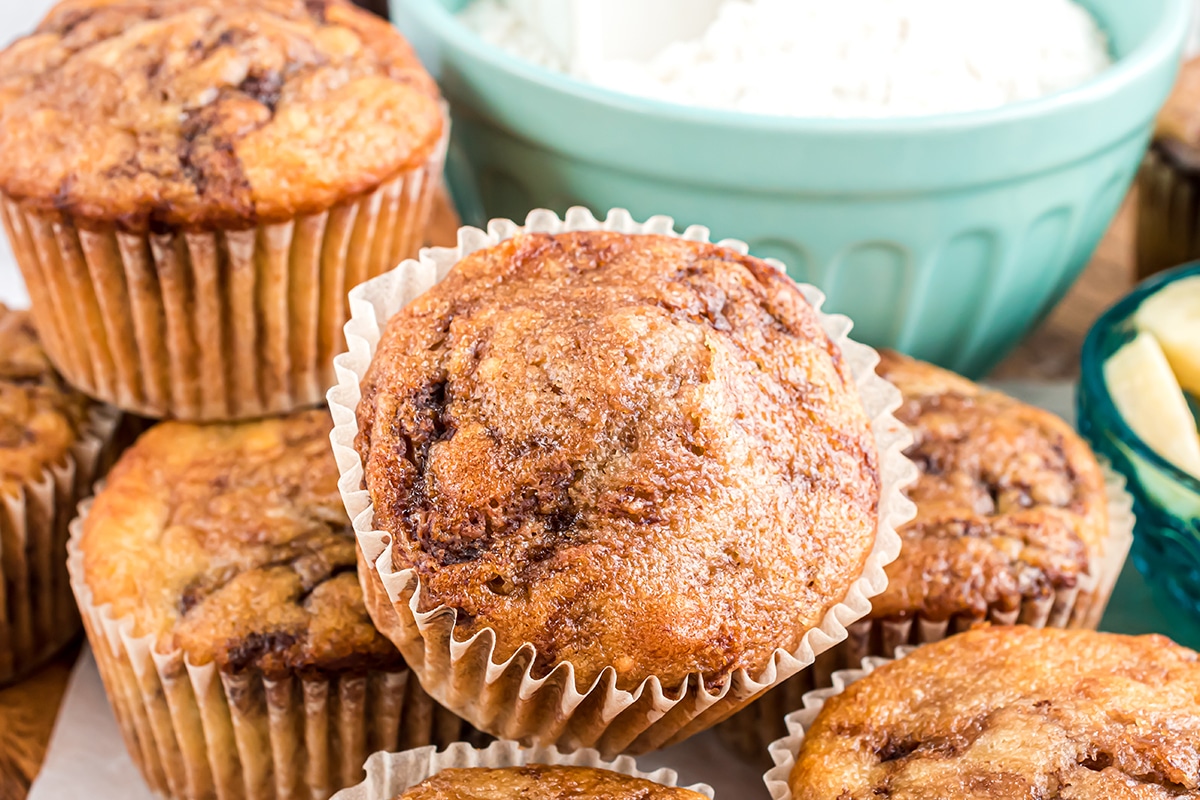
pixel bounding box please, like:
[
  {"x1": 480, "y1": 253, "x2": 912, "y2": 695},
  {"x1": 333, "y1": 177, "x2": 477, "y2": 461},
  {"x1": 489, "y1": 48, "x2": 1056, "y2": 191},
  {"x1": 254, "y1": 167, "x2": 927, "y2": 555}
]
[{"x1": 458, "y1": 0, "x2": 1113, "y2": 118}]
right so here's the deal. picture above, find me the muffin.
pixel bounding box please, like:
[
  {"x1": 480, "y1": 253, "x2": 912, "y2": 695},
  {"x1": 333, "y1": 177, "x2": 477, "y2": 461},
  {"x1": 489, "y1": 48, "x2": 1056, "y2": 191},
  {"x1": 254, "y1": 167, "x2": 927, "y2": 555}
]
[
  {"x1": 0, "y1": 0, "x2": 447, "y2": 421},
  {"x1": 870, "y1": 350, "x2": 1120, "y2": 629},
  {"x1": 393, "y1": 766, "x2": 706, "y2": 799},
  {"x1": 68, "y1": 409, "x2": 467, "y2": 800},
  {"x1": 1138, "y1": 56, "x2": 1200, "y2": 280},
  {"x1": 0, "y1": 305, "x2": 119, "y2": 684},
  {"x1": 334, "y1": 740, "x2": 711, "y2": 800},
  {"x1": 331, "y1": 208, "x2": 913, "y2": 756},
  {"x1": 769, "y1": 627, "x2": 1200, "y2": 800},
  {"x1": 719, "y1": 350, "x2": 1132, "y2": 760}
]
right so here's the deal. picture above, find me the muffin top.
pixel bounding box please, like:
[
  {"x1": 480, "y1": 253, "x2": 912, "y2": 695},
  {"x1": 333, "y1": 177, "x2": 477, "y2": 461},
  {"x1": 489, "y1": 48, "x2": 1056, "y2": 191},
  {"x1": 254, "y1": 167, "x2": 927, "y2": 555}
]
[
  {"x1": 789, "y1": 627, "x2": 1200, "y2": 800},
  {"x1": 0, "y1": 305, "x2": 94, "y2": 497},
  {"x1": 80, "y1": 408, "x2": 402, "y2": 678},
  {"x1": 356, "y1": 230, "x2": 881, "y2": 692},
  {"x1": 0, "y1": 0, "x2": 443, "y2": 232},
  {"x1": 394, "y1": 765, "x2": 707, "y2": 799},
  {"x1": 870, "y1": 351, "x2": 1107, "y2": 621}
]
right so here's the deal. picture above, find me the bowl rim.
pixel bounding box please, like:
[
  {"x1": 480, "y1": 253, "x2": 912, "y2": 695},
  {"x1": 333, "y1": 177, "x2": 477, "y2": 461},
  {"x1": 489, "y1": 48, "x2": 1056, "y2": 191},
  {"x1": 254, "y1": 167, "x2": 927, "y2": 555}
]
[
  {"x1": 1081, "y1": 260, "x2": 1200, "y2": 494},
  {"x1": 404, "y1": 0, "x2": 1192, "y2": 132}
]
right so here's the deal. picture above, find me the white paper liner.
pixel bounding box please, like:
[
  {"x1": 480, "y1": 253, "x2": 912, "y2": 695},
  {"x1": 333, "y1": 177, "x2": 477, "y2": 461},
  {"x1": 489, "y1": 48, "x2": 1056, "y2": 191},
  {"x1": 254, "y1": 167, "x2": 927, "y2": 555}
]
[
  {"x1": 716, "y1": 459, "x2": 1136, "y2": 760},
  {"x1": 2, "y1": 125, "x2": 448, "y2": 422},
  {"x1": 0, "y1": 402, "x2": 120, "y2": 685},
  {"x1": 762, "y1": 649, "x2": 908, "y2": 800},
  {"x1": 331, "y1": 739, "x2": 714, "y2": 799},
  {"x1": 67, "y1": 495, "x2": 469, "y2": 800},
  {"x1": 327, "y1": 206, "x2": 918, "y2": 757}
]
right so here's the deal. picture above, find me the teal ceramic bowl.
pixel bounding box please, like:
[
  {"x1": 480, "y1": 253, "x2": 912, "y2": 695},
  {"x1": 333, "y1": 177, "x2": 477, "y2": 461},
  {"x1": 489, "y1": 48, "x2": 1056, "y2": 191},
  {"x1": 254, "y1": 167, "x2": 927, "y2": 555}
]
[
  {"x1": 1079, "y1": 262, "x2": 1200, "y2": 623},
  {"x1": 393, "y1": 0, "x2": 1189, "y2": 377}
]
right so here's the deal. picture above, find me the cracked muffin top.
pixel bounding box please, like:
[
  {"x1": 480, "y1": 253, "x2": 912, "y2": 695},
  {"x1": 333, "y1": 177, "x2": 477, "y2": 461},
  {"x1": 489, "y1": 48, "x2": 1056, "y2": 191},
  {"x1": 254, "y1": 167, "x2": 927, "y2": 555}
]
[
  {"x1": 394, "y1": 765, "x2": 707, "y2": 799},
  {"x1": 0, "y1": 305, "x2": 94, "y2": 497},
  {"x1": 789, "y1": 627, "x2": 1200, "y2": 800},
  {"x1": 870, "y1": 351, "x2": 1108, "y2": 622},
  {"x1": 356, "y1": 231, "x2": 881, "y2": 692},
  {"x1": 0, "y1": 0, "x2": 443, "y2": 232},
  {"x1": 80, "y1": 408, "x2": 402, "y2": 678}
]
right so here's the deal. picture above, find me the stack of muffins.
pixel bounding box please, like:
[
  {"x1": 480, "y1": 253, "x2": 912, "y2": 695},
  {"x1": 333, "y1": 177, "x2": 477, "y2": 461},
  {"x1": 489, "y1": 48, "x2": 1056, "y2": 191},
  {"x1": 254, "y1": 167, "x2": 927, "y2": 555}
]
[
  {"x1": 0, "y1": 1, "x2": 470, "y2": 798},
  {"x1": 0, "y1": 1, "x2": 1195, "y2": 799}
]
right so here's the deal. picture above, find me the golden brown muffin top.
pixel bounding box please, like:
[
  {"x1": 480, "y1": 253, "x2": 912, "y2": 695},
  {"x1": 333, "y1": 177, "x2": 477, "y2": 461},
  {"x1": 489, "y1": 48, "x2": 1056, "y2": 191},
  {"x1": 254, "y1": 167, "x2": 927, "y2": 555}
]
[
  {"x1": 0, "y1": 305, "x2": 93, "y2": 497},
  {"x1": 80, "y1": 408, "x2": 402, "y2": 678},
  {"x1": 0, "y1": 0, "x2": 443, "y2": 232},
  {"x1": 356, "y1": 231, "x2": 881, "y2": 692},
  {"x1": 395, "y1": 765, "x2": 707, "y2": 799},
  {"x1": 790, "y1": 627, "x2": 1200, "y2": 800},
  {"x1": 870, "y1": 351, "x2": 1108, "y2": 621}
]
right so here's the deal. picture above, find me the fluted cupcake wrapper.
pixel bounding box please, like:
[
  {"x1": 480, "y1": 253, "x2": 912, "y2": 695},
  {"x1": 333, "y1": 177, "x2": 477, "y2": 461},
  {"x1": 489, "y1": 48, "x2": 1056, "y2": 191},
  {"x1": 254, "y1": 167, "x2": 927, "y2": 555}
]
[
  {"x1": 331, "y1": 739, "x2": 714, "y2": 799},
  {"x1": 716, "y1": 461, "x2": 1136, "y2": 763},
  {"x1": 0, "y1": 402, "x2": 120, "y2": 685},
  {"x1": 762, "y1": 649, "x2": 907, "y2": 800},
  {"x1": 3, "y1": 125, "x2": 448, "y2": 422},
  {"x1": 67, "y1": 498, "x2": 470, "y2": 800},
  {"x1": 327, "y1": 206, "x2": 918, "y2": 758}
]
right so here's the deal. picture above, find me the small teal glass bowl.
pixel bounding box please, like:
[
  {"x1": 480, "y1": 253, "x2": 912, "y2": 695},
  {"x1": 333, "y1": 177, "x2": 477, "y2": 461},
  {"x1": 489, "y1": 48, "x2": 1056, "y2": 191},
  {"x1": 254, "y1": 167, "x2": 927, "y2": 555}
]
[
  {"x1": 1079, "y1": 262, "x2": 1200, "y2": 621},
  {"x1": 392, "y1": 0, "x2": 1188, "y2": 378}
]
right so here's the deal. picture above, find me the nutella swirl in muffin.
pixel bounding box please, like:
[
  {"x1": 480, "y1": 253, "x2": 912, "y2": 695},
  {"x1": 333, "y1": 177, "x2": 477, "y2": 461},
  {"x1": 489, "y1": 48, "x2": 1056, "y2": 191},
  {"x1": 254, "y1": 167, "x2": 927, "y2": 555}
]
[
  {"x1": 789, "y1": 627, "x2": 1200, "y2": 799},
  {"x1": 395, "y1": 765, "x2": 707, "y2": 799},
  {"x1": 0, "y1": 0, "x2": 443, "y2": 231},
  {"x1": 80, "y1": 408, "x2": 399, "y2": 675},
  {"x1": 872, "y1": 351, "x2": 1108, "y2": 622},
  {"x1": 356, "y1": 230, "x2": 882, "y2": 692}
]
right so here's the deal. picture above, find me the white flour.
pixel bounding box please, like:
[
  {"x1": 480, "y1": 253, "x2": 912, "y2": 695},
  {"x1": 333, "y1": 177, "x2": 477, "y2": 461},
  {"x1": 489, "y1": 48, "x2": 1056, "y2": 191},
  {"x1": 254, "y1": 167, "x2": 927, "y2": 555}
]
[{"x1": 458, "y1": 0, "x2": 1113, "y2": 118}]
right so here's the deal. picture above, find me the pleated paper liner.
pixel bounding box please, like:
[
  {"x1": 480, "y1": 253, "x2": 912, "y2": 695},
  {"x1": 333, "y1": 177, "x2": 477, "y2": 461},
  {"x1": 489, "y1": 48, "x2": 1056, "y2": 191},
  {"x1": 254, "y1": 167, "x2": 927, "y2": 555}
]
[
  {"x1": 0, "y1": 402, "x2": 120, "y2": 686},
  {"x1": 762, "y1": 649, "x2": 910, "y2": 800},
  {"x1": 2, "y1": 126, "x2": 448, "y2": 422},
  {"x1": 331, "y1": 740, "x2": 714, "y2": 799},
  {"x1": 67, "y1": 498, "x2": 472, "y2": 800},
  {"x1": 717, "y1": 460, "x2": 1136, "y2": 764},
  {"x1": 327, "y1": 206, "x2": 918, "y2": 758},
  {"x1": 1136, "y1": 142, "x2": 1200, "y2": 282}
]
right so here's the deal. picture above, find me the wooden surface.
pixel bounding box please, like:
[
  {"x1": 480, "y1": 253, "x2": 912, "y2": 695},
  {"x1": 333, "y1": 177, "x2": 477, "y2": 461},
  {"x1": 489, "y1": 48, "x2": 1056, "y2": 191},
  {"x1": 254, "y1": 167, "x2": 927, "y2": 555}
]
[{"x1": 0, "y1": 193, "x2": 1137, "y2": 799}]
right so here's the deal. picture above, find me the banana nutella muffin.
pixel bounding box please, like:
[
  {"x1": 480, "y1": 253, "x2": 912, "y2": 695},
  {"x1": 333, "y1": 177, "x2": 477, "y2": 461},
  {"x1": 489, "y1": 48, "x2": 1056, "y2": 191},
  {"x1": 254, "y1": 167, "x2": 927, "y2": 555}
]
[
  {"x1": 70, "y1": 409, "x2": 465, "y2": 800},
  {"x1": 718, "y1": 350, "x2": 1126, "y2": 762},
  {"x1": 0, "y1": 305, "x2": 118, "y2": 684},
  {"x1": 0, "y1": 0, "x2": 447, "y2": 420},
  {"x1": 784, "y1": 627, "x2": 1200, "y2": 800},
  {"x1": 348, "y1": 225, "x2": 906, "y2": 753},
  {"x1": 871, "y1": 349, "x2": 1112, "y2": 627},
  {"x1": 394, "y1": 766, "x2": 708, "y2": 799}
]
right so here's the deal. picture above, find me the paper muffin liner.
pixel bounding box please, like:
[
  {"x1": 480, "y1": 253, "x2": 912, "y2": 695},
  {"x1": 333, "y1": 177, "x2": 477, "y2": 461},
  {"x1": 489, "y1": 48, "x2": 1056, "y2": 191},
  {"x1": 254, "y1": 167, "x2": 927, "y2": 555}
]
[
  {"x1": 762, "y1": 649, "x2": 906, "y2": 800},
  {"x1": 2, "y1": 128, "x2": 448, "y2": 423},
  {"x1": 0, "y1": 402, "x2": 120, "y2": 686},
  {"x1": 1136, "y1": 145, "x2": 1200, "y2": 282},
  {"x1": 327, "y1": 206, "x2": 917, "y2": 757},
  {"x1": 331, "y1": 739, "x2": 714, "y2": 799},
  {"x1": 67, "y1": 498, "x2": 470, "y2": 800},
  {"x1": 716, "y1": 460, "x2": 1135, "y2": 762}
]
